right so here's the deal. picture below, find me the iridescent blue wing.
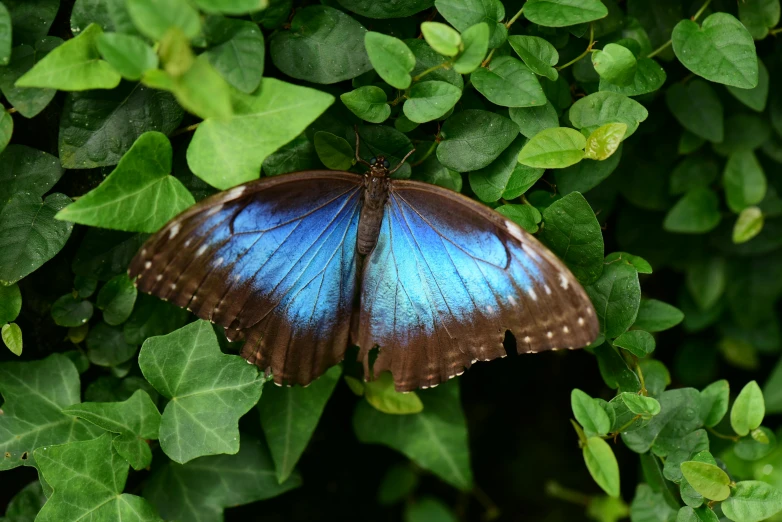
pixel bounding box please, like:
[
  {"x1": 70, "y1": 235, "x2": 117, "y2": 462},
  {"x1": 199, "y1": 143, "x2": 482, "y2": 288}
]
[
  {"x1": 129, "y1": 171, "x2": 362, "y2": 386},
  {"x1": 354, "y1": 181, "x2": 599, "y2": 391}
]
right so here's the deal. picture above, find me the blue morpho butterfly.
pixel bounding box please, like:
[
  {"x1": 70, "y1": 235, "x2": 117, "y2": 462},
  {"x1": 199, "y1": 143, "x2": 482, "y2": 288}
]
[{"x1": 129, "y1": 133, "x2": 599, "y2": 392}]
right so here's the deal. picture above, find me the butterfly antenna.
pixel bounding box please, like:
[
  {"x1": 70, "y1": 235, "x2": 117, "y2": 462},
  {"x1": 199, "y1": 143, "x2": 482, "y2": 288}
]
[
  {"x1": 388, "y1": 148, "x2": 416, "y2": 175},
  {"x1": 354, "y1": 125, "x2": 371, "y2": 167}
]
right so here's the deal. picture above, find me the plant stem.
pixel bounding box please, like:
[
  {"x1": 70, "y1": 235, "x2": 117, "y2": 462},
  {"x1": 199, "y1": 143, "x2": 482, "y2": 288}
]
[
  {"x1": 170, "y1": 122, "x2": 200, "y2": 137},
  {"x1": 707, "y1": 426, "x2": 741, "y2": 442},
  {"x1": 645, "y1": 0, "x2": 711, "y2": 59},
  {"x1": 770, "y1": 26, "x2": 782, "y2": 36},
  {"x1": 692, "y1": 0, "x2": 713, "y2": 21},
  {"x1": 481, "y1": 49, "x2": 496, "y2": 68},
  {"x1": 412, "y1": 62, "x2": 448, "y2": 82},
  {"x1": 7, "y1": 107, "x2": 17, "y2": 114},
  {"x1": 472, "y1": 484, "x2": 501, "y2": 521},
  {"x1": 556, "y1": 24, "x2": 594, "y2": 71},
  {"x1": 606, "y1": 415, "x2": 642, "y2": 438},
  {"x1": 646, "y1": 40, "x2": 672, "y2": 59},
  {"x1": 505, "y1": 6, "x2": 525, "y2": 28},
  {"x1": 546, "y1": 481, "x2": 591, "y2": 506}
]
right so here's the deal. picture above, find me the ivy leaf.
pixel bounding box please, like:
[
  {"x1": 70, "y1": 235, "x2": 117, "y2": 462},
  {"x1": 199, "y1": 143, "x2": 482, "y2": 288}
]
[
  {"x1": 0, "y1": 37, "x2": 61, "y2": 118},
  {"x1": 0, "y1": 354, "x2": 104, "y2": 471},
  {"x1": 56, "y1": 132, "x2": 194, "y2": 233},
  {"x1": 187, "y1": 78, "x2": 334, "y2": 189},
  {"x1": 435, "y1": 0, "x2": 506, "y2": 49},
  {"x1": 144, "y1": 435, "x2": 301, "y2": 522},
  {"x1": 0, "y1": 193, "x2": 73, "y2": 286},
  {"x1": 518, "y1": 127, "x2": 586, "y2": 168},
  {"x1": 665, "y1": 80, "x2": 723, "y2": 143},
  {"x1": 569, "y1": 92, "x2": 648, "y2": 139},
  {"x1": 15, "y1": 24, "x2": 120, "y2": 91},
  {"x1": 524, "y1": 0, "x2": 608, "y2": 27},
  {"x1": 35, "y1": 434, "x2": 162, "y2": 521},
  {"x1": 722, "y1": 481, "x2": 782, "y2": 522},
  {"x1": 723, "y1": 151, "x2": 766, "y2": 213},
  {"x1": 138, "y1": 321, "x2": 265, "y2": 463},
  {"x1": 126, "y1": 0, "x2": 201, "y2": 40},
  {"x1": 663, "y1": 188, "x2": 722, "y2": 234},
  {"x1": 96, "y1": 274, "x2": 138, "y2": 326},
  {"x1": 508, "y1": 35, "x2": 559, "y2": 81},
  {"x1": 614, "y1": 330, "x2": 655, "y2": 358},
  {"x1": 592, "y1": 43, "x2": 637, "y2": 86},
  {"x1": 583, "y1": 436, "x2": 620, "y2": 498},
  {"x1": 586, "y1": 261, "x2": 641, "y2": 338},
  {"x1": 403, "y1": 81, "x2": 462, "y2": 123},
  {"x1": 699, "y1": 380, "x2": 729, "y2": 427},
  {"x1": 0, "y1": 145, "x2": 63, "y2": 205},
  {"x1": 364, "y1": 371, "x2": 424, "y2": 415},
  {"x1": 571, "y1": 389, "x2": 611, "y2": 437},
  {"x1": 731, "y1": 380, "x2": 765, "y2": 437},
  {"x1": 62, "y1": 390, "x2": 161, "y2": 470},
  {"x1": 353, "y1": 380, "x2": 473, "y2": 491},
  {"x1": 472, "y1": 56, "x2": 546, "y2": 108},
  {"x1": 733, "y1": 207, "x2": 764, "y2": 244},
  {"x1": 340, "y1": 86, "x2": 390, "y2": 123},
  {"x1": 680, "y1": 461, "x2": 730, "y2": 501},
  {"x1": 436, "y1": 109, "x2": 517, "y2": 171},
  {"x1": 96, "y1": 33, "x2": 158, "y2": 81},
  {"x1": 452, "y1": 22, "x2": 489, "y2": 74},
  {"x1": 203, "y1": 17, "x2": 264, "y2": 93},
  {"x1": 258, "y1": 365, "x2": 341, "y2": 483},
  {"x1": 633, "y1": 299, "x2": 684, "y2": 333}
]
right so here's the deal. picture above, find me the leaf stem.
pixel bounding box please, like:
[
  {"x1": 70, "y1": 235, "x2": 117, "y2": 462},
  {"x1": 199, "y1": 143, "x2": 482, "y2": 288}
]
[
  {"x1": 692, "y1": 0, "x2": 713, "y2": 22},
  {"x1": 505, "y1": 6, "x2": 525, "y2": 28},
  {"x1": 770, "y1": 26, "x2": 782, "y2": 36},
  {"x1": 556, "y1": 24, "x2": 594, "y2": 71},
  {"x1": 481, "y1": 49, "x2": 496, "y2": 68},
  {"x1": 707, "y1": 426, "x2": 740, "y2": 442},
  {"x1": 170, "y1": 122, "x2": 201, "y2": 137},
  {"x1": 472, "y1": 484, "x2": 501, "y2": 520},
  {"x1": 6, "y1": 107, "x2": 17, "y2": 114},
  {"x1": 546, "y1": 481, "x2": 591, "y2": 507},
  {"x1": 412, "y1": 62, "x2": 449, "y2": 82},
  {"x1": 646, "y1": 40, "x2": 672, "y2": 59}
]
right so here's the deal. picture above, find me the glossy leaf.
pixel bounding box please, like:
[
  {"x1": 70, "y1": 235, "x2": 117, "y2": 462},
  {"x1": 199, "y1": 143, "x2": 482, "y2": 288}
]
[
  {"x1": 509, "y1": 102, "x2": 559, "y2": 139},
  {"x1": 571, "y1": 389, "x2": 611, "y2": 437},
  {"x1": 633, "y1": 299, "x2": 684, "y2": 333},
  {"x1": 472, "y1": 56, "x2": 546, "y2": 108},
  {"x1": 452, "y1": 22, "x2": 489, "y2": 74},
  {"x1": 569, "y1": 92, "x2": 648, "y2": 139},
  {"x1": 731, "y1": 380, "x2": 765, "y2": 437},
  {"x1": 722, "y1": 481, "x2": 782, "y2": 522},
  {"x1": 586, "y1": 261, "x2": 641, "y2": 338},
  {"x1": 341, "y1": 86, "x2": 390, "y2": 123},
  {"x1": 518, "y1": 127, "x2": 586, "y2": 169},
  {"x1": 96, "y1": 274, "x2": 138, "y2": 326},
  {"x1": 0, "y1": 37, "x2": 61, "y2": 118},
  {"x1": 524, "y1": 0, "x2": 608, "y2": 27},
  {"x1": 508, "y1": 35, "x2": 559, "y2": 81},
  {"x1": 583, "y1": 436, "x2": 620, "y2": 498},
  {"x1": 403, "y1": 81, "x2": 462, "y2": 123},
  {"x1": 365, "y1": 32, "x2": 415, "y2": 90},
  {"x1": 436, "y1": 109, "x2": 517, "y2": 171},
  {"x1": 614, "y1": 330, "x2": 655, "y2": 358}
]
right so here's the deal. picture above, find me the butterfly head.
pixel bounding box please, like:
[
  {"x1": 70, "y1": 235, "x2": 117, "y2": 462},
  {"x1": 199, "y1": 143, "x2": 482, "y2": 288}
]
[{"x1": 368, "y1": 156, "x2": 391, "y2": 176}]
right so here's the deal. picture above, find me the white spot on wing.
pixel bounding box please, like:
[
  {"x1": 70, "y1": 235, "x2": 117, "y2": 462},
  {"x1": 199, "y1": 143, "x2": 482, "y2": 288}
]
[
  {"x1": 144, "y1": 261, "x2": 151, "y2": 270},
  {"x1": 156, "y1": 274, "x2": 162, "y2": 281},
  {"x1": 523, "y1": 336, "x2": 531, "y2": 343},
  {"x1": 527, "y1": 288, "x2": 538, "y2": 301},
  {"x1": 486, "y1": 305, "x2": 494, "y2": 313},
  {"x1": 196, "y1": 245, "x2": 208, "y2": 256},
  {"x1": 206, "y1": 204, "x2": 223, "y2": 217},
  {"x1": 169, "y1": 223, "x2": 181, "y2": 239},
  {"x1": 562, "y1": 326, "x2": 570, "y2": 333},
  {"x1": 226, "y1": 186, "x2": 246, "y2": 200},
  {"x1": 215, "y1": 257, "x2": 224, "y2": 267},
  {"x1": 505, "y1": 220, "x2": 525, "y2": 242},
  {"x1": 544, "y1": 284, "x2": 552, "y2": 295},
  {"x1": 546, "y1": 331, "x2": 553, "y2": 339},
  {"x1": 508, "y1": 295, "x2": 517, "y2": 306},
  {"x1": 559, "y1": 272, "x2": 570, "y2": 290},
  {"x1": 578, "y1": 317, "x2": 585, "y2": 326}
]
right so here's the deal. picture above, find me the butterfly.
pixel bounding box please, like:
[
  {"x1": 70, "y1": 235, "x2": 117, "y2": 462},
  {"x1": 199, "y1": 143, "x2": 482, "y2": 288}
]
[{"x1": 128, "y1": 133, "x2": 599, "y2": 391}]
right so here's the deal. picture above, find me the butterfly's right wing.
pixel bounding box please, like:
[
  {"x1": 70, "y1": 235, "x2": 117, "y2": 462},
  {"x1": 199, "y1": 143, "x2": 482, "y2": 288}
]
[{"x1": 129, "y1": 171, "x2": 363, "y2": 387}]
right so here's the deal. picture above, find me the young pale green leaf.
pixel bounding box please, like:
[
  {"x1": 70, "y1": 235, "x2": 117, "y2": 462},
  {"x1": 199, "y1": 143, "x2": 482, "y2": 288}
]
[
  {"x1": 259, "y1": 365, "x2": 341, "y2": 483},
  {"x1": 614, "y1": 330, "x2": 655, "y2": 358},
  {"x1": 144, "y1": 435, "x2": 300, "y2": 521},
  {"x1": 0, "y1": 193, "x2": 73, "y2": 286},
  {"x1": 471, "y1": 56, "x2": 546, "y2": 108},
  {"x1": 727, "y1": 60, "x2": 769, "y2": 112},
  {"x1": 203, "y1": 17, "x2": 265, "y2": 93},
  {"x1": 270, "y1": 6, "x2": 371, "y2": 84},
  {"x1": 666, "y1": 80, "x2": 724, "y2": 143},
  {"x1": 722, "y1": 481, "x2": 782, "y2": 522},
  {"x1": 672, "y1": 13, "x2": 758, "y2": 89},
  {"x1": 680, "y1": 461, "x2": 730, "y2": 501},
  {"x1": 15, "y1": 24, "x2": 120, "y2": 91},
  {"x1": 96, "y1": 274, "x2": 138, "y2": 326},
  {"x1": 686, "y1": 257, "x2": 726, "y2": 311},
  {"x1": 365, "y1": 32, "x2": 415, "y2": 89},
  {"x1": 56, "y1": 132, "x2": 194, "y2": 233},
  {"x1": 86, "y1": 322, "x2": 137, "y2": 367},
  {"x1": 663, "y1": 188, "x2": 722, "y2": 234},
  {"x1": 731, "y1": 380, "x2": 765, "y2": 437},
  {"x1": 603, "y1": 252, "x2": 652, "y2": 275},
  {"x1": 51, "y1": 294, "x2": 94, "y2": 328},
  {"x1": 437, "y1": 109, "x2": 518, "y2": 171},
  {"x1": 0, "y1": 37, "x2": 61, "y2": 118},
  {"x1": 96, "y1": 33, "x2": 157, "y2": 81},
  {"x1": 0, "y1": 354, "x2": 103, "y2": 470},
  {"x1": 468, "y1": 136, "x2": 527, "y2": 202},
  {"x1": 592, "y1": 43, "x2": 637, "y2": 85},
  {"x1": 2, "y1": 322, "x2": 22, "y2": 356},
  {"x1": 62, "y1": 390, "x2": 160, "y2": 470},
  {"x1": 126, "y1": 0, "x2": 201, "y2": 40},
  {"x1": 508, "y1": 35, "x2": 559, "y2": 81},
  {"x1": 509, "y1": 102, "x2": 559, "y2": 139},
  {"x1": 586, "y1": 261, "x2": 641, "y2": 339},
  {"x1": 584, "y1": 123, "x2": 627, "y2": 161},
  {"x1": 365, "y1": 372, "x2": 424, "y2": 415},
  {"x1": 403, "y1": 81, "x2": 462, "y2": 123},
  {"x1": 571, "y1": 389, "x2": 611, "y2": 437},
  {"x1": 192, "y1": 0, "x2": 267, "y2": 15},
  {"x1": 569, "y1": 92, "x2": 648, "y2": 138},
  {"x1": 621, "y1": 392, "x2": 661, "y2": 417},
  {"x1": 739, "y1": 0, "x2": 781, "y2": 40},
  {"x1": 421, "y1": 22, "x2": 461, "y2": 56},
  {"x1": 187, "y1": 78, "x2": 334, "y2": 189},
  {"x1": 0, "y1": 283, "x2": 21, "y2": 324},
  {"x1": 453, "y1": 22, "x2": 489, "y2": 74},
  {"x1": 518, "y1": 127, "x2": 586, "y2": 169},
  {"x1": 495, "y1": 203, "x2": 542, "y2": 233},
  {"x1": 633, "y1": 299, "x2": 684, "y2": 333},
  {"x1": 599, "y1": 58, "x2": 667, "y2": 97},
  {"x1": 435, "y1": 0, "x2": 506, "y2": 48},
  {"x1": 733, "y1": 207, "x2": 764, "y2": 244},
  {"x1": 524, "y1": 0, "x2": 608, "y2": 27},
  {"x1": 700, "y1": 380, "x2": 729, "y2": 427},
  {"x1": 139, "y1": 321, "x2": 264, "y2": 463},
  {"x1": 340, "y1": 86, "x2": 390, "y2": 123},
  {"x1": 354, "y1": 380, "x2": 472, "y2": 491},
  {"x1": 35, "y1": 434, "x2": 162, "y2": 521},
  {"x1": 583, "y1": 436, "x2": 620, "y2": 498},
  {"x1": 314, "y1": 131, "x2": 354, "y2": 171},
  {"x1": 539, "y1": 192, "x2": 604, "y2": 284}
]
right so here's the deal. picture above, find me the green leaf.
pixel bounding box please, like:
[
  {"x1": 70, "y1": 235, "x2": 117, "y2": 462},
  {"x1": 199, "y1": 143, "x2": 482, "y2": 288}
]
[
  {"x1": 599, "y1": 58, "x2": 667, "y2": 97},
  {"x1": 731, "y1": 380, "x2": 765, "y2": 437},
  {"x1": 495, "y1": 203, "x2": 542, "y2": 233},
  {"x1": 594, "y1": 344, "x2": 641, "y2": 392},
  {"x1": 680, "y1": 461, "x2": 730, "y2": 501},
  {"x1": 734, "y1": 426, "x2": 776, "y2": 461},
  {"x1": 0, "y1": 2, "x2": 10, "y2": 66},
  {"x1": 508, "y1": 35, "x2": 559, "y2": 81},
  {"x1": 699, "y1": 380, "x2": 729, "y2": 427},
  {"x1": 452, "y1": 22, "x2": 489, "y2": 74},
  {"x1": 405, "y1": 497, "x2": 458, "y2": 522},
  {"x1": 5, "y1": 0, "x2": 59, "y2": 45},
  {"x1": 603, "y1": 252, "x2": 652, "y2": 274},
  {"x1": 378, "y1": 464, "x2": 419, "y2": 505},
  {"x1": 663, "y1": 188, "x2": 722, "y2": 234},
  {"x1": 56, "y1": 132, "x2": 194, "y2": 233},
  {"x1": 622, "y1": 388, "x2": 703, "y2": 454},
  {"x1": 15, "y1": 24, "x2": 120, "y2": 91},
  {"x1": 686, "y1": 257, "x2": 726, "y2": 311},
  {"x1": 1, "y1": 481, "x2": 47, "y2": 520},
  {"x1": 51, "y1": 294, "x2": 94, "y2": 327},
  {"x1": 634, "y1": 299, "x2": 684, "y2": 333},
  {"x1": 472, "y1": 56, "x2": 546, "y2": 108},
  {"x1": 0, "y1": 37, "x2": 61, "y2": 118},
  {"x1": 555, "y1": 147, "x2": 622, "y2": 195},
  {"x1": 722, "y1": 481, "x2": 782, "y2": 522},
  {"x1": 124, "y1": 291, "x2": 190, "y2": 343},
  {"x1": 2, "y1": 322, "x2": 22, "y2": 356},
  {"x1": 187, "y1": 78, "x2": 334, "y2": 189},
  {"x1": 341, "y1": 86, "x2": 390, "y2": 123},
  {"x1": 365, "y1": 372, "x2": 424, "y2": 415},
  {"x1": 468, "y1": 135, "x2": 527, "y2": 202},
  {"x1": 518, "y1": 127, "x2": 586, "y2": 168},
  {"x1": 351, "y1": 124, "x2": 414, "y2": 179},
  {"x1": 258, "y1": 365, "x2": 340, "y2": 483},
  {"x1": 631, "y1": 484, "x2": 679, "y2": 522},
  {"x1": 571, "y1": 389, "x2": 611, "y2": 437},
  {"x1": 126, "y1": 0, "x2": 201, "y2": 40},
  {"x1": 87, "y1": 322, "x2": 138, "y2": 367},
  {"x1": 670, "y1": 156, "x2": 719, "y2": 196},
  {"x1": 436, "y1": 109, "x2": 518, "y2": 171},
  {"x1": 727, "y1": 59, "x2": 769, "y2": 112},
  {"x1": 0, "y1": 354, "x2": 103, "y2": 470},
  {"x1": 672, "y1": 13, "x2": 758, "y2": 89},
  {"x1": 270, "y1": 6, "x2": 371, "y2": 84},
  {"x1": 412, "y1": 156, "x2": 462, "y2": 192},
  {"x1": 665, "y1": 80, "x2": 723, "y2": 143},
  {"x1": 421, "y1": 22, "x2": 461, "y2": 57},
  {"x1": 204, "y1": 17, "x2": 265, "y2": 93},
  {"x1": 353, "y1": 380, "x2": 472, "y2": 490},
  {"x1": 403, "y1": 81, "x2": 462, "y2": 123},
  {"x1": 502, "y1": 163, "x2": 546, "y2": 199},
  {"x1": 678, "y1": 505, "x2": 719, "y2": 521},
  {"x1": 584, "y1": 123, "x2": 626, "y2": 161},
  {"x1": 35, "y1": 434, "x2": 162, "y2": 521},
  {"x1": 524, "y1": 0, "x2": 608, "y2": 27},
  {"x1": 614, "y1": 330, "x2": 655, "y2": 358},
  {"x1": 733, "y1": 207, "x2": 764, "y2": 244},
  {"x1": 314, "y1": 131, "x2": 354, "y2": 171},
  {"x1": 569, "y1": 92, "x2": 648, "y2": 139},
  {"x1": 0, "y1": 145, "x2": 62, "y2": 206},
  {"x1": 139, "y1": 321, "x2": 264, "y2": 463},
  {"x1": 144, "y1": 435, "x2": 300, "y2": 521},
  {"x1": 592, "y1": 43, "x2": 637, "y2": 86},
  {"x1": 62, "y1": 390, "x2": 160, "y2": 470},
  {"x1": 69, "y1": 0, "x2": 139, "y2": 36},
  {"x1": 724, "y1": 151, "x2": 766, "y2": 213},
  {"x1": 713, "y1": 113, "x2": 770, "y2": 156},
  {"x1": 191, "y1": 0, "x2": 267, "y2": 15},
  {"x1": 435, "y1": 0, "x2": 506, "y2": 49},
  {"x1": 0, "y1": 283, "x2": 21, "y2": 324},
  {"x1": 365, "y1": 32, "x2": 415, "y2": 90},
  {"x1": 583, "y1": 436, "x2": 620, "y2": 498},
  {"x1": 586, "y1": 261, "x2": 641, "y2": 338},
  {"x1": 96, "y1": 274, "x2": 137, "y2": 326},
  {"x1": 621, "y1": 392, "x2": 662, "y2": 417},
  {"x1": 0, "y1": 193, "x2": 73, "y2": 286},
  {"x1": 539, "y1": 192, "x2": 604, "y2": 284},
  {"x1": 408, "y1": 39, "x2": 464, "y2": 89},
  {"x1": 59, "y1": 82, "x2": 183, "y2": 170},
  {"x1": 509, "y1": 102, "x2": 559, "y2": 139},
  {"x1": 739, "y1": 0, "x2": 781, "y2": 40},
  {"x1": 337, "y1": 0, "x2": 433, "y2": 18},
  {"x1": 96, "y1": 33, "x2": 157, "y2": 81}
]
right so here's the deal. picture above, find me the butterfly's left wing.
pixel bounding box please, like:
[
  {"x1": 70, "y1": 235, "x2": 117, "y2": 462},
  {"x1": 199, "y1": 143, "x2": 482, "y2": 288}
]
[{"x1": 354, "y1": 181, "x2": 599, "y2": 392}]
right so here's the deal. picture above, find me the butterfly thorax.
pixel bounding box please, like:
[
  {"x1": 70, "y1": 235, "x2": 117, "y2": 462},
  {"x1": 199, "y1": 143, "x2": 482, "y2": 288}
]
[{"x1": 357, "y1": 157, "x2": 391, "y2": 256}]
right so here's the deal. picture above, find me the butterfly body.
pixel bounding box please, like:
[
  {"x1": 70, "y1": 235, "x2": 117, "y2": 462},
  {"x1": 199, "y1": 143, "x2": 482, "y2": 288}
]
[{"x1": 129, "y1": 160, "x2": 599, "y2": 391}]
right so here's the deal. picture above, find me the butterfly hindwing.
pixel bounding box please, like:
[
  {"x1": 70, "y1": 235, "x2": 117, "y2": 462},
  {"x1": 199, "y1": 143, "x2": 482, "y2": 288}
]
[
  {"x1": 129, "y1": 171, "x2": 363, "y2": 386},
  {"x1": 354, "y1": 181, "x2": 599, "y2": 392}
]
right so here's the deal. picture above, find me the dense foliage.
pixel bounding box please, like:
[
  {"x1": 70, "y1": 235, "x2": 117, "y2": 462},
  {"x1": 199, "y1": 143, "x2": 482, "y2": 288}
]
[{"x1": 2, "y1": 0, "x2": 782, "y2": 520}]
